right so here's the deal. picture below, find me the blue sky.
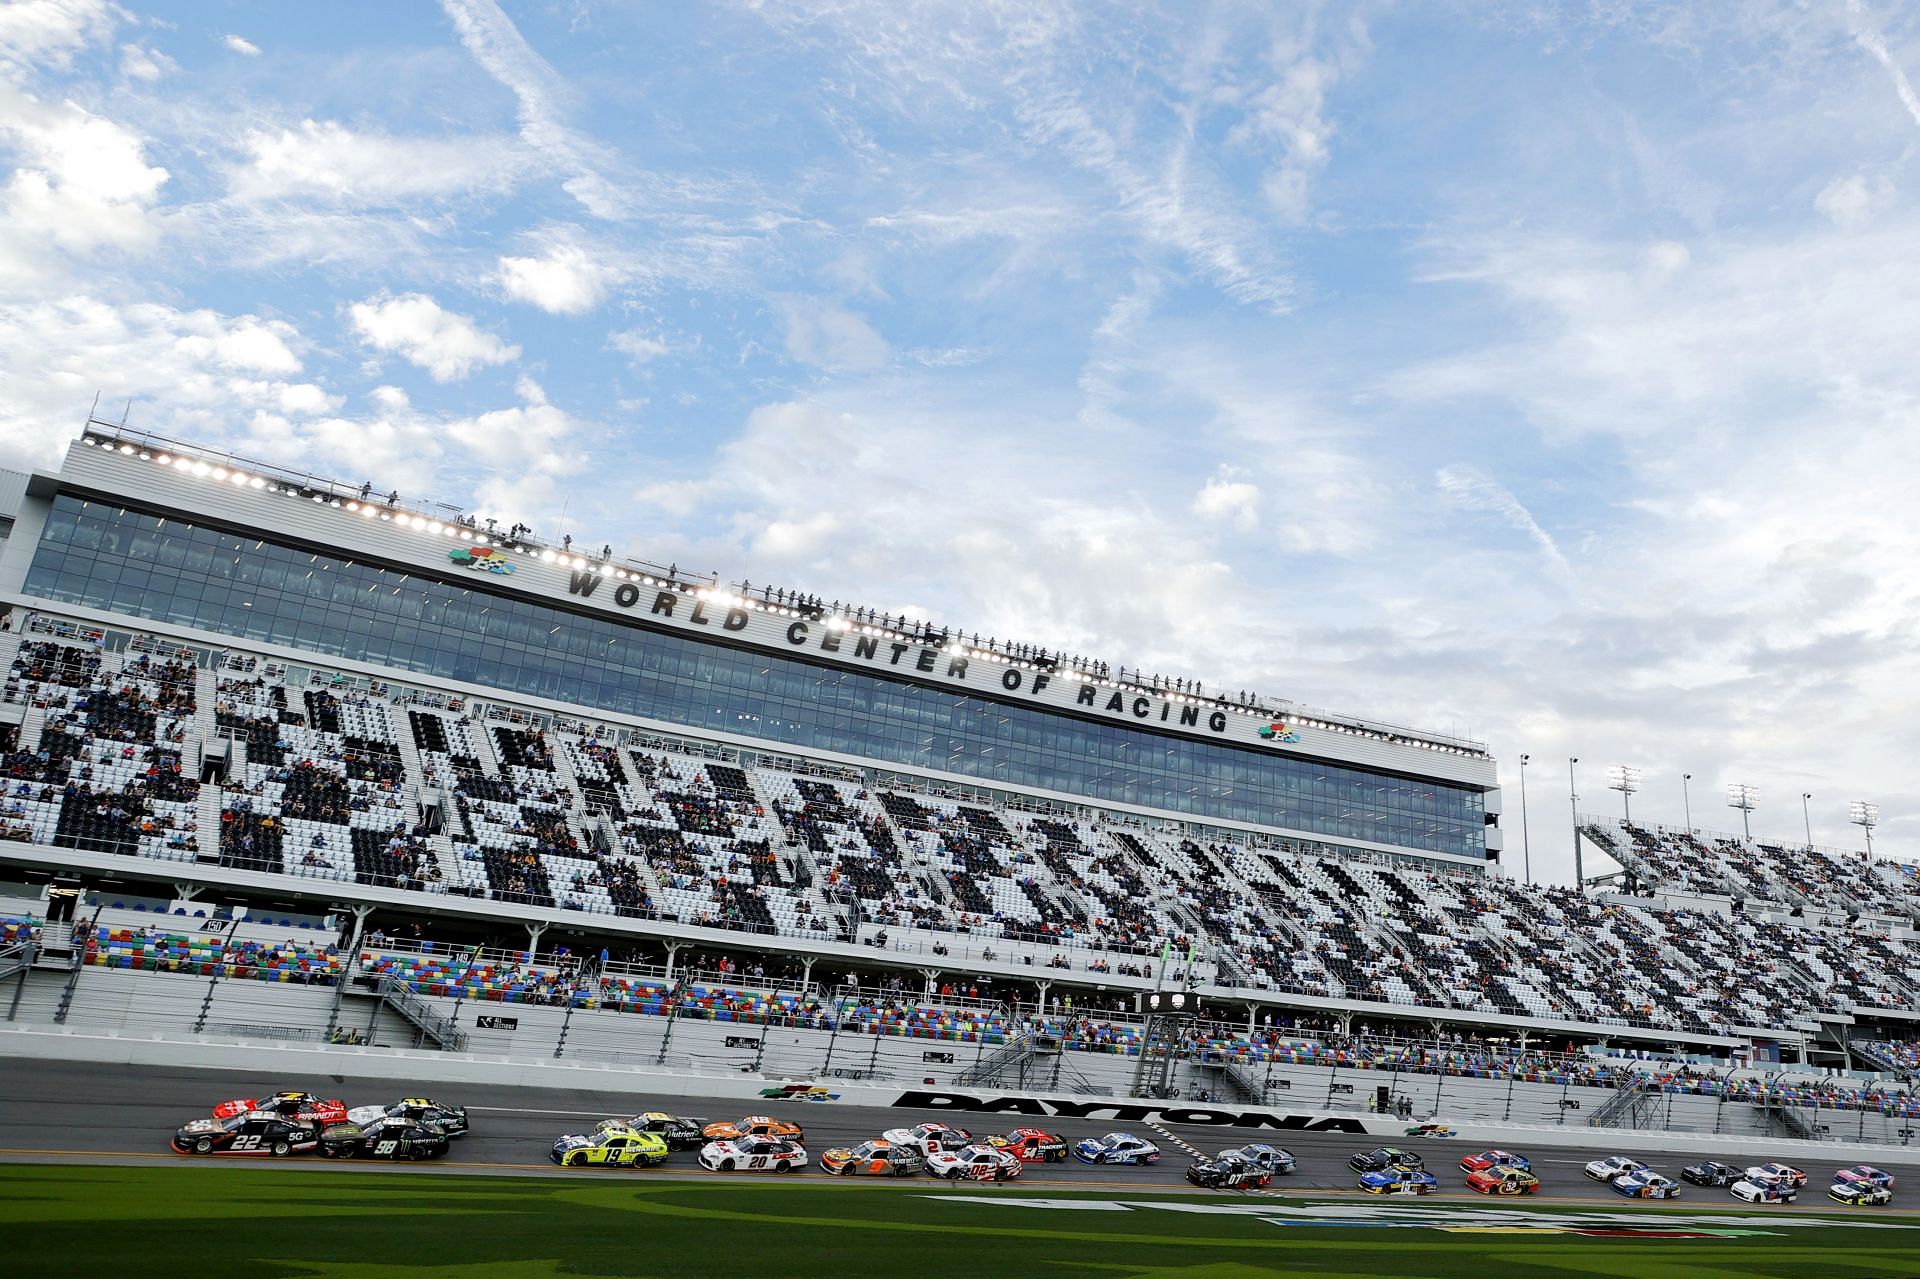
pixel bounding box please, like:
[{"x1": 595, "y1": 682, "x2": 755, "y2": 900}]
[{"x1": 4, "y1": 1, "x2": 1920, "y2": 877}]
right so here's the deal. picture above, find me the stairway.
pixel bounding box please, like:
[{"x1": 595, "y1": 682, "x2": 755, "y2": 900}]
[
  {"x1": 194, "y1": 785, "x2": 224, "y2": 865},
  {"x1": 19, "y1": 705, "x2": 44, "y2": 752}
]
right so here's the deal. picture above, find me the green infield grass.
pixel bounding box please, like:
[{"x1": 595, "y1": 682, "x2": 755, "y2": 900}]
[{"x1": 6, "y1": 1164, "x2": 1920, "y2": 1278}]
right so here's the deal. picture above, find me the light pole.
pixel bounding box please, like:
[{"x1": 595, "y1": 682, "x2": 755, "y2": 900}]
[
  {"x1": 1518, "y1": 754, "x2": 1533, "y2": 886},
  {"x1": 1682, "y1": 774, "x2": 1693, "y2": 834},
  {"x1": 1727, "y1": 783, "x2": 1758, "y2": 843},
  {"x1": 1608, "y1": 765, "x2": 1641, "y2": 826},
  {"x1": 1569, "y1": 757, "x2": 1583, "y2": 888},
  {"x1": 1801, "y1": 792, "x2": 1813, "y2": 850},
  {"x1": 1851, "y1": 802, "x2": 1879, "y2": 862}
]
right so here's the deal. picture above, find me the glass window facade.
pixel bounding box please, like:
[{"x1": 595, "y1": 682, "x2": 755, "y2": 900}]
[{"x1": 23, "y1": 495, "x2": 1486, "y2": 855}]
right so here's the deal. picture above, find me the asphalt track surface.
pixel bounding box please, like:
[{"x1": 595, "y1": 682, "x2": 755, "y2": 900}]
[{"x1": 5, "y1": 1058, "x2": 1919, "y2": 1208}]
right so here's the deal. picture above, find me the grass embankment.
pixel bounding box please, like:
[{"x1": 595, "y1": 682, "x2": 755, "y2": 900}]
[{"x1": 5, "y1": 1164, "x2": 1918, "y2": 1278}]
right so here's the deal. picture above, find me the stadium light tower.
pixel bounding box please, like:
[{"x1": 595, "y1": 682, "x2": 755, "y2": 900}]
[
  {"x1": 1569, "y1": 757, "x2": 1583, "y2": 888},
  {"x1": 1608, "y1": 765, "x2": 1641, "y2": 825},
  {"x1": 1518, "y1": 754, "x2": 1532, "y2": 886},
  {"x1": 1801, "y1": 792, "x2": 1813, "y2": 850},
  {"x1": 1727, "y1": 783, "x2": 1758, "y2": 843},
  {"x1": 1851, "y1": 801, "x2": 1879, "y2": 861},
  {"x1": 1682, "y1": 773, "x2": 1693, "y2": 833}
]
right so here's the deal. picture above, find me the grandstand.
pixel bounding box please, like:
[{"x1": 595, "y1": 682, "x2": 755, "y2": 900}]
[{"x1": 2, "y1": 426, "x2": 1919, "y2": 1119}]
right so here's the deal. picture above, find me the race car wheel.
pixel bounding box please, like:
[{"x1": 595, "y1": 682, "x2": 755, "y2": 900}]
[
  {"x1": 566, "y1": 1152, "x2": 586, "y2": 1167},
  {"x1": 777, "y1": 1161, "x2": 796, "y2": 1173},
  {"x1": 411, "y1": 1148, "x2": 435, "y2": 1161},
  {"x1": 945, "y1": 1168, "x2": 963, "y2": 1181},
  {"x1": 271, "y1": 1141, "x2": 292, "y2": 1157},
  {"x1": 193, "y1": 1137, "x2": 213, "y2": 1155},
  {"x1": 719, "y1": 1159, "x2": 735, "y2": 1171}
]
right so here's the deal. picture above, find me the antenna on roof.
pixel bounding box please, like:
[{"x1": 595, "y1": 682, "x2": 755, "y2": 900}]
[
  {"x1": 87, "y1": 390, "x2": 101, "y2": 424},
  {"x1": 120, "y1": 398, "x2": 133, "y2": 426}
]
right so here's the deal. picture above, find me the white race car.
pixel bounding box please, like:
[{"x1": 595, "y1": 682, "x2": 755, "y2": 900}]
[
  {"x1": 1730, "y1": 1175, "x2": 1796, "y2": 1203},
  {"x1": 925, "y1": 1143, "x2": 1021, "y2": 1182},
  {"x1": 697, "y1": 1135, "x2": 808, "y2": 1173},
  {"x1": 1743, "y1": 1162, "x2": 1806, "y2": 1188},
  {"x1": 1584, "y1": 1155, "x2": 1647, "y2": 1182},
  {"x1": 881, "y1": 1122, "x2": 974, "y2": 1156}
]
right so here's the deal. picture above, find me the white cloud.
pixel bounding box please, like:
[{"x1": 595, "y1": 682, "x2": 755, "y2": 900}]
[
  {"x1": 0, "y1": 0, "x2": 121, "y2": 77},
  {"x1": 0, "y1": 297, "x2": 311, "y2": 471},
  {"x1": 0, "y1": 89, "x2": 169, "y2": 275},
  {"x1": 1815, "y1": 173, "x2": 1895, "y2": 228},
  {"x1": 1846, "y1": 0, "x2": 1920, "y2": 129},
  {"x1": 1192, "y1": 471, "x2": 1261, "y2": 532},
  {"x1": 230, "y1": 119, "x2": 525, "y2": 205},
  {"x1": 1434, "y1": 464, "x2": 1574, "y2": 584},
  {"x1": 439, "y1": 0, "x2": 628, "y2": 218},
  {"x1": 498, "y1": 241, "x2": 612, "y2": 314},
  {"x1": 118, "y1": 42, "x2": 173, "y2": 82},
  {"x1": 773, "y1": 296, "x2": 889, "y2": 370},
  {"x1": 349, "y1": 292, "x2": 520, "y2": 382},
  {"x1": 223, "y1": 34, "x2": 260, "y2": 57},
  {"x1": 607, "y1": 329, "x2": 670, "y2": 363}
]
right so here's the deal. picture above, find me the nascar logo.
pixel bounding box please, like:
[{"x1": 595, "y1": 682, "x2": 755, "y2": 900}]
[{"x1": 448, "y1": 546, "x2": 516, "y2": 575}]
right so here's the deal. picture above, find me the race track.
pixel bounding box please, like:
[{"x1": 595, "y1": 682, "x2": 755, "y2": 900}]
[{"x1": 3, "y1": 1058, "x2": 1916, "y2": 1207}]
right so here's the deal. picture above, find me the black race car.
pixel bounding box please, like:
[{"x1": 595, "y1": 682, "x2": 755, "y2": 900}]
[
  {"x1": 1681, "y1": 1160, "x2": 1742, "y2": 1187},
  {"x1": 319, "y1": 1116, "x2": 451, "y2": 1161},
  {"x1": 623, "y1": 1111, "x2": 706, "y2": 1150},
  {"x1": 1348, "y1": 1147, "x2": 1422, "y2": 1173},
  {"x1": 173, "y1": 1113, "x2": 319, "y2": 1157},
  {"x1": 1185, "y1": 1151, "x2": 1273, "y2": 1190},
  {"x1": 347, "y1": 1097, "x2": 470, "y2": 1136}
]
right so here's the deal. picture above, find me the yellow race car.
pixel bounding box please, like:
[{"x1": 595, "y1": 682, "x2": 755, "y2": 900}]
[{"x1": 550, "y1": 1122, "x2": 669, "y2": 1168}]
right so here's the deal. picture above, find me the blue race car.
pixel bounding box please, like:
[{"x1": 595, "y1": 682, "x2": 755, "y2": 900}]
[
  {"x1": 1359, "y1": 1165, "x2": 1439, "y2": 1195},
  {"x1": 1072, "y1": 1132, "x2": 1161, "y2": 1165},
  {"x1": 1611, "y1": 1170, "x2": 1681, "y2": 1199}
]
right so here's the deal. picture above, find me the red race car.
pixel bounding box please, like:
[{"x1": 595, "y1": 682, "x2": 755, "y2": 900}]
[
  {"x1": 212, "y1": 1090, "x2": 349, "y2": 1127},
  {"x1": 986, "y1": 1128, "x2": 1069, "y2": 1163}
]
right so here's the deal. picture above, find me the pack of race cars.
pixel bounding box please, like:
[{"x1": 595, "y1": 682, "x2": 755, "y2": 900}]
[
  {"x1": 172, "y1": 1090, "x2": 468, "y2": 1161},
  {"x1": 164, "y1": 1086, "x2": 1904, "y2": 1207}
]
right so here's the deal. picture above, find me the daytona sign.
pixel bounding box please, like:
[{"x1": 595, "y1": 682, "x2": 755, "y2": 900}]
[{"x1": 888, "y1": 1090, "x2": 1368, "y2": 1133}]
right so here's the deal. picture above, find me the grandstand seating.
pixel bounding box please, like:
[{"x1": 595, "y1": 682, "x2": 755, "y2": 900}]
[{"x1": 6, "y1": 620, "x2": 1920, "y2": 1052}]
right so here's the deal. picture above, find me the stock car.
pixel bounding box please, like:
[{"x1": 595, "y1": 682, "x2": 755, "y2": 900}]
[
  {"x1": 1611, "y1": 1170, "x2": 1681, "y2": 1199},
  {"x1": 622, "y1": 1112, "x2": 706, "y2": 1150},
  {"x1": 1584, "y1": 1155, "x2": 1648, "y2": 1183},
  {"x1": 1829, "y1": 1179, "x2": 1896, "y2": 1207},
  {"x1": 1460, "y1": 1149, "x2": 1530, "y2": 1174},
  {"x1": 1730, "y1": 1174, "x2": 1798, "y2": 1203},
  {"x1": 172, "y1": 1113, "x2": 320, "y2": 1157},
  {"x1": 702, "y1": 1114, "x2": 803, "y2": 1143},
  {"x1": 698, "y1": 1135, "x2": 808, "y2": 1173},
  {"x1": 550, "y1": 1123, "x2": 670, "y2": 1168},
  {"x1": 985, "y1": 1128, "x2": 1069, "y2": 1162},
  {"x1": 1359, "y1": 1165, "x2": 1440, "y2": 1195},
  {"x1": 819, "y1": 1138, "x2": 926, "y2": 1177},
  {"x1": 318, "y1": 1116, "x2": 450, "y2": 1161},
  {"x1": 1185, "y1": 1150, "x2": 1273, "y2": 1190},
  {"x1": 1681, "y1": 1160, "x2": 1743, "y2": 1187},
  {"x1": 212, "y1": 1090, "x2": 348, "y2": 1127},
  {"x1": 882, "y1": 1122, "x2": 975, "y2": 1156},
  {"x1": 345, "y1": 1097, "x2": 469, "y2": 1136},
  {"x1": 1465, "y1": 1164, "x2": 1541, "y2": 1196},
  {"x1": 927, "y1": 1144, "x2": 1022, "y2": 1182},
  {"x1": 1745, "y1": 1162, "x2": 1808, "y2": 1188},
  {"x1": 1835, "y1": 1165, "x2": 1896, "y2": 1191},
  {"x1": 1349, "y1": 1147, "x2": 1422, "y2": 1174},
  {"x1": 1072, "y1": 1133, "x2": 1162, "y2": 1166},
  {"x1": 1224, "y1": 1144, "x2": 1295, "y2": 1177}
]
